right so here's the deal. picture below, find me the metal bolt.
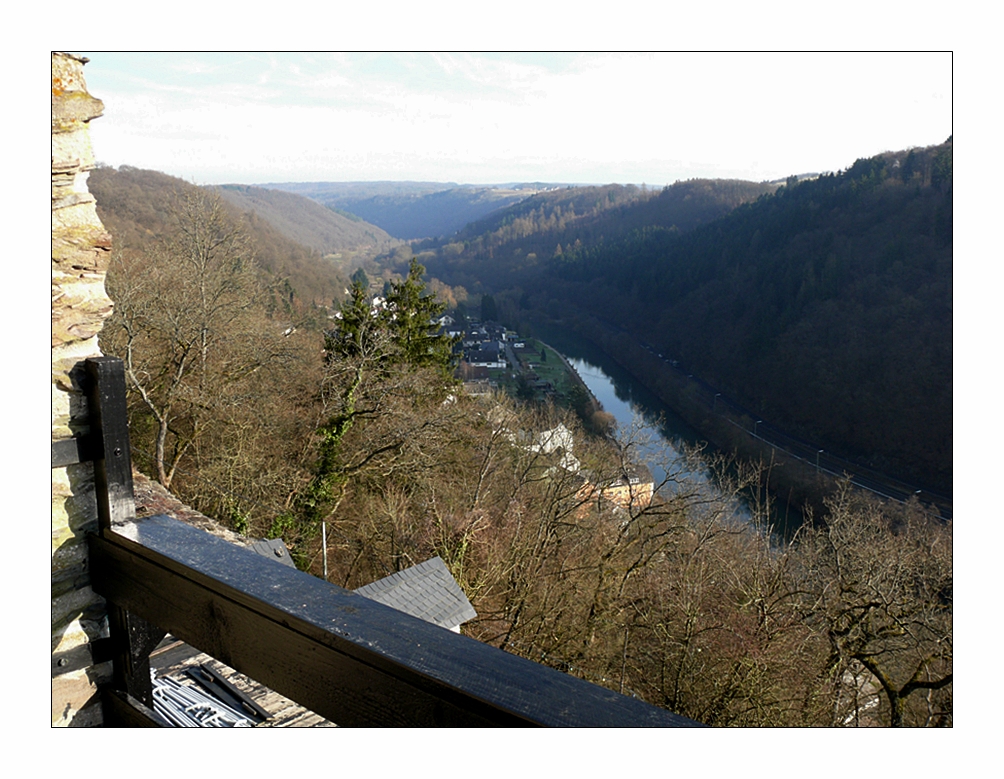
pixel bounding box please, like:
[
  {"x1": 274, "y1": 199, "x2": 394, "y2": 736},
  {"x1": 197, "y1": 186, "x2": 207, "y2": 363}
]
[
  {"x1": 274, "y1": 548, "x2": 284, "y2": 556},
  {"x1": 57, "y1": 657, "x2": 68, "y2": 667},
  {"x1": 113, "y1": 447, "x2": 122, "y2": 457}
]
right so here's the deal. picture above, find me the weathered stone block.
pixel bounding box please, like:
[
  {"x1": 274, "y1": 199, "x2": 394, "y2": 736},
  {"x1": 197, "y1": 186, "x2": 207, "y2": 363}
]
[
  {"x1": 52, "y1": 170, "x2": 97, "y2": 206},
  {"x1": 52, "y1": 198, "x2": 105, "y2": 232},
  {"x1": 51, "y1": 222, "x2": 111, "y2": 260},
  {"x1": 51, "y1": 339, "x2": 103, "y2": 392},
  {"x1": 53, "y1": 490, "x2": 98, "y2": 535},
  {"x1": 52, "y1": 462, "x2": 96, "y2": 500},
  {"x1": 51, "y1": 565, "x2": 90, "y2": 600},
  {"x1": 51, "y1": 666, "x2": 111, "y2": 727},
  {"x1": 52, "y1": 585, "x2": 105, "y2": 632},
  {"x1": 51, "y1": 53, "x2": 104, "y2": 135},
  {"x1": 52, "y1": 533, "x2": 90, "y2": 573},
  {"x1": 51, "y1": 89, "x2": 105, "y2": 131},
  {"x1": 51, "y1": 277, "x2": 114, "y2": 346},
  {"x1": 53, "y1": 615, "x2": 108, "y2": 654},
  {"x1": 50, "y1": 285, "x2": 112, "y2": 347},
  {"x1": 50, "y1": 128, "x2": 98, "y2": 169}
]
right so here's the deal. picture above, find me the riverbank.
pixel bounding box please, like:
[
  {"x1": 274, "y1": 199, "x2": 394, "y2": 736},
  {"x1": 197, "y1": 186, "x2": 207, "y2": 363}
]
[
  {"x1": 525, "y1": 313, "x2": 951, "y2": 522},
  {"x1": 489, "y1": 336, "x2": 606, "y2": 422},
  {"x1": 542, "y1": 341, "x2": 603, "y2": 412}
]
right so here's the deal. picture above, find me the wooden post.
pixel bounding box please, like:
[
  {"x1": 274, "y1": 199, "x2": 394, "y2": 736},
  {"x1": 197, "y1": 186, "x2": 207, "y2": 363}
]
[
  {"x1": 105, "y1": 607, "x2": 165, "y2": 712},
  {"x1": 84, "y1": 356, "x2": 166, "y2": 714},
  {"x1": 84, "y1": 357, "x2": 136, "y2": 530}
]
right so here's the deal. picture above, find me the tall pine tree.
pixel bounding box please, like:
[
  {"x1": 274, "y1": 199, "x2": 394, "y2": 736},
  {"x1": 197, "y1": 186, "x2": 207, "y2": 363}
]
[{"x1": 384, "y1": 258, "x2": 457, "y2": 378}]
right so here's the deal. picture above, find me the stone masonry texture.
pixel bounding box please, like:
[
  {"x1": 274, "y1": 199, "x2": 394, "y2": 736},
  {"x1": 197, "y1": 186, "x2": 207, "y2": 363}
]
[{"x1": 51, "y1": 52, "x2": 114, "y2": 727}]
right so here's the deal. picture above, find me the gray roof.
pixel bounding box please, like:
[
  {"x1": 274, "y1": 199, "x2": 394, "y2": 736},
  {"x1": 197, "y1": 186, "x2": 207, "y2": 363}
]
[
  {"x1": 248, "y1": 537, "x2": 297, "y2": 568},
  {"x1": 354, "y1": 557, "x2": 477, "y2": 630}
]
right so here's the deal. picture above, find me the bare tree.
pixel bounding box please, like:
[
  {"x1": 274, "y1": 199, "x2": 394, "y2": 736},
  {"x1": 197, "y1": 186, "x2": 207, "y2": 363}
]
[
  {"x1": 794, "y1": 483, "x2": 953, "y2": 726},
  {"x1": 103, "y1": 188, "x2": 291, "y2": 488}
]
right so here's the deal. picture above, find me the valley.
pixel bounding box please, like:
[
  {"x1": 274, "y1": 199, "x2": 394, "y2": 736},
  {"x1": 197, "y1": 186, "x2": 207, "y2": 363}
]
[
  {"x1": 88, "y1": 139, "x2": 952, "y2": 727},
  {"x1": 56, "y1": 50, "x2": 954, "y2": 731}
]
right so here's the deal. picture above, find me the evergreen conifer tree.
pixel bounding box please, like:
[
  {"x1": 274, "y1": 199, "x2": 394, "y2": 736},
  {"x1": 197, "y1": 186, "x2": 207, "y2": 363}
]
[
  {"x1": 383, "y1": 258, "x2": 457, "y2": 377},
  {"x1": 326, "y1": 280, "x2": 376, "y2": 361}
]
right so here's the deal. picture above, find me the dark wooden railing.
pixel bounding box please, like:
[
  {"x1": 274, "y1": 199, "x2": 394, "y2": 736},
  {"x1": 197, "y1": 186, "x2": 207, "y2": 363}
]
[{"x1": 57, "y1": 357, "x2": 702, "y2": 727}]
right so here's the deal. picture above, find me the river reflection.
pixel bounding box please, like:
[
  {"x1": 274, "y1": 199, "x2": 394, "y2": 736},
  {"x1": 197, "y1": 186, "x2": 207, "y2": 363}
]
[
  {"x1": 536, "y1": 324, "x2": 802, "y2": 534},
  {"x1": 566, "y1": 356, "x2": 730, "y2": 500}
]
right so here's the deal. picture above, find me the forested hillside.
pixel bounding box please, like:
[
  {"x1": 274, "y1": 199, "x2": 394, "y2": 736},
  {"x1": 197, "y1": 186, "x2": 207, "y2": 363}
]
[
  {"x1": 418, "y1": 179, "x2": 777, "y2": 292},
  {"x1": 549, "y1": 142, "x2": 952, "y2": 492},
  {"x1": 213, "y1": 184, "x2": 398, "y2": 256},
  {"x1": 90, "y1": 166, "x2": 350, "y2": 307},
  {"x1": 415, "y1": 142, "x2": 953, "y2": 494}
]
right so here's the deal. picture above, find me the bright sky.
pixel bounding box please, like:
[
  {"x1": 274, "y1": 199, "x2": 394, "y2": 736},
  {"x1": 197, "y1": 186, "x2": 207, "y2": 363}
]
[{"x1": 77, "y1": 52, "x2": 952, "y2": 187}]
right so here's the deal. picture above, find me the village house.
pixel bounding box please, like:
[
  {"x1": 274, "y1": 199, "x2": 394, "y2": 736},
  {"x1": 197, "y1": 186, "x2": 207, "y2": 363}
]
[
  {"x1": 589, "y1": 464, "x2": 655, "y2": 513},
  {"x1": 467, "y1": 341, "x2": 507, "y2": 368},
  {"x1": 492, "y1": 415, "x2": 655, "y2": 516},
  {"x1": 458, "y1": 321, "x2": 509, "y2": 368}
]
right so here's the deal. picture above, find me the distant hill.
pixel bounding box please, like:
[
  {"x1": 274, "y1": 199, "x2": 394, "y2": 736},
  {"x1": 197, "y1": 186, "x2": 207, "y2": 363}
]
[
  {"x1": 89, "y1": 165, "x2": 350, "y2": 307},
  {"x1": 265, "y1": 181, "x2": 457, "y2": 200},
  {"x1": 347, "y1": 187, "x2": 537, "y2": 240},
  {"x1": 213, "y1": 184, "x2": 397, "y2": 255},
  {"x1": 264, "y1": 180, "x2": 561, "y2": 240}
]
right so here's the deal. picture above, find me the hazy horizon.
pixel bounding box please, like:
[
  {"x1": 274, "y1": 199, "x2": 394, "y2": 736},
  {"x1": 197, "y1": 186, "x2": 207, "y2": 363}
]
[{"x1": 78, "y1": 52, "x2": 952, "y2": 188}]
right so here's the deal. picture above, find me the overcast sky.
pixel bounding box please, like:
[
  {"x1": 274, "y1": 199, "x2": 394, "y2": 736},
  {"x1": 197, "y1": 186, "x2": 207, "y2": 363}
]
[{"x1": 78, "y1": 52, "x2": 951, "y2": 188}]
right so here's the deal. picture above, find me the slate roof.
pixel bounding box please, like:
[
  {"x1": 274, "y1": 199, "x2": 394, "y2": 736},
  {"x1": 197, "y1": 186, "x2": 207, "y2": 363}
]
[
  {"x1": 354, "y1": 557, "x2": 477, "y2": 631},
  {"x1": 248, "y1": 537, "x2": 297, "y2": 568}
]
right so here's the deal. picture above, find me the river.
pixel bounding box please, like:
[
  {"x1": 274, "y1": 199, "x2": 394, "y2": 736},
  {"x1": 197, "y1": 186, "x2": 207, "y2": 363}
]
[{"x1": 535, "y1": 324, "x2": 805, "y2": 534}]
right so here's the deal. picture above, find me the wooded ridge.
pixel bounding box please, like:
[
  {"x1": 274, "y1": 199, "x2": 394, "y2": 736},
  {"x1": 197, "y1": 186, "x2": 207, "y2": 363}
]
[
  {"x1": 213, "y1": 183, "x2": 399, "y2": 256},
  {"x1": 90, "y1": 166, "x2": 359, "y2": 311}
]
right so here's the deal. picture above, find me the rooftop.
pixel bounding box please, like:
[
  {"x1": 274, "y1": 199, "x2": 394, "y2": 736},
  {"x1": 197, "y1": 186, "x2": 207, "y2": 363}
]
[{"x1": 355, "y1": 557, "x2": 477, "y2": 632}]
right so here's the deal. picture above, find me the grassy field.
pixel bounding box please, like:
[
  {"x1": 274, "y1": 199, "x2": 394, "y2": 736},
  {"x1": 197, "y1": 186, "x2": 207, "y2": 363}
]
[{"x1": 507, "y1": 339, "x2": 582, "y2": 402}]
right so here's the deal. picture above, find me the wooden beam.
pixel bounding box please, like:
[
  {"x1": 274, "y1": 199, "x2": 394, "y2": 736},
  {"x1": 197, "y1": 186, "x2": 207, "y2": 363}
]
[{"x1": 90, "y1": 515, "x2": 701, "y2": 727}]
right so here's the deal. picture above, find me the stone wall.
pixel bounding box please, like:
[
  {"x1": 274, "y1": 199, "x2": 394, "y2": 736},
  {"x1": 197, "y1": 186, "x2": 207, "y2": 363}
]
[{"x1": 51, "y1": 52, "x2": 114, "y2": 727}]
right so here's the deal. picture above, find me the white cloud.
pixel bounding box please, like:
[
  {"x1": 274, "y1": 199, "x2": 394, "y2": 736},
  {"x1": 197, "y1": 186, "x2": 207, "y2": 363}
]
[{"x1": 83, "y1": 52, "x2": 952, "y2": 186}]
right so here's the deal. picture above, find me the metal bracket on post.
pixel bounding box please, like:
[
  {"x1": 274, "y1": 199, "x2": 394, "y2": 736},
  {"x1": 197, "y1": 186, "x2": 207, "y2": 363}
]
[{"x1": 83, "y1": 357, "x2": 167, "y2": 721}]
